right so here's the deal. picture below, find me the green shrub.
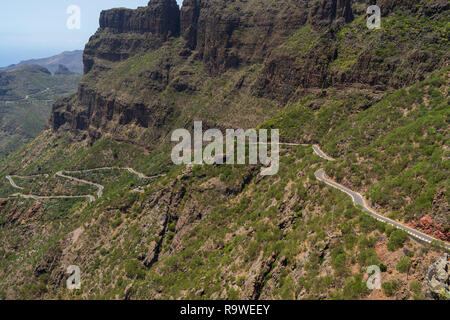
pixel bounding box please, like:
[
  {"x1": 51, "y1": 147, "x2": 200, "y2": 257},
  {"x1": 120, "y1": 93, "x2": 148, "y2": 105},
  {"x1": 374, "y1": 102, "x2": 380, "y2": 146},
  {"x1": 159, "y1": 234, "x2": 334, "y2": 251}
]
[
  {"x1": 357, "y1": 248, "x2": 379, "y2": 267},
  {"x1": 125, "y1": 260, "x2": 146, "y2": 280},
  {"x1": 409, "y1": 281, "x2": 421, "y2": 294},
  {"x1": 358, "y1": 214, "x2": 376, "y2": 233},
  {"x1": 293, "y1": 203, "x2": 302, "y2": 214},
  {"x1": 376, "y1": 221, "x2": 386, "y2": 233},
  {"x1": 396, "y1": 257, "x2": 411, "y2": 273},
  {"x1": 385, "y1": 225, "x2": 396, "y2": 237},
  {"x1": 341, "y1": 275, "x2": 369, "y2": 300},
  {"x1": 339, "y1": 223, "x2": 351, "y2": 235},
  {"x1": 344, "y1": 234, "x2": 357, "y2": 249},
  {"x1": 358, "y1": 236, "x2": 376, "y2": 249},
  {"x1": 409, "y1": 281, "x2": 425, "y2": 300},
  {"x1": 404, "y1": 249, "x2": 414, "y2": 257},
  {"x1": 382, "y1": 280, "x2": 400, "y2": 297},
  {"x1": 237, "y1": 276, "x2": 246, "y2": 286},
  {"x1": 331, "y1": 248, "x2": 348, "y2": 276},
  {"x1": 111, "y1": 218, "x2": 123, "y2": 228},
  {"x1": 387, "y1": 229, "x2": 408, "y2": 251}
]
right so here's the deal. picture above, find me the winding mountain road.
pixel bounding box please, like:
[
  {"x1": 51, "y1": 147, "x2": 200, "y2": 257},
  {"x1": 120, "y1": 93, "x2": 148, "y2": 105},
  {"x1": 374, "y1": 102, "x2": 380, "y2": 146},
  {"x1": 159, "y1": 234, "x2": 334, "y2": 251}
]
[
  {"x1": 9, "y1": 192, "x2": 95, "y2": 202},
  {"x1": 312, "y1": 144, "x2": 336, "y2": 161},
  {"x1": 2, "y1": 88, "x2": 51, "y2": 104},
  {"x1": 312, "y1": 145, "x2": 450, "y2": 250},
  {"x1": 56, "y1": 171, "x2": 104, "y2": 198},
  {"x1": 6, "y1": 174, "x2": 96, "y2": 202},
  {"x1": 3, "y1": 145, "x2": 448, "y2": 249},
  {"x1": 4, "y1": 167, "x2": 165, "y2": 203},
  {"x1": 6, "y1": 175, "x2": 24, "y2": 190}
]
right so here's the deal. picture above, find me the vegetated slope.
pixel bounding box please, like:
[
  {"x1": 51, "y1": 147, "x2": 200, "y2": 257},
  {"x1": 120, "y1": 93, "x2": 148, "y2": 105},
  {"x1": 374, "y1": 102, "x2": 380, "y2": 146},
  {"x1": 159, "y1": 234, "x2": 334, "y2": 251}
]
[
  {"x1": 0, "y1": 65, "x2": 81, "y2": 159},
  {"x1": 0, "y1": 50, "x2": 83, "y2": 75},
  {"x1": 0, "y1": 0, "x2": 448, "y2": 300},
  {"x1": 262, "y1": 69, "x2": 450, "y2": 242},
  {"x1": 324, "y1": 71, "x2": 449, "y2": 242},
  {"x1": 0, "y1": 83, "x2": 447, "y2": 299}
]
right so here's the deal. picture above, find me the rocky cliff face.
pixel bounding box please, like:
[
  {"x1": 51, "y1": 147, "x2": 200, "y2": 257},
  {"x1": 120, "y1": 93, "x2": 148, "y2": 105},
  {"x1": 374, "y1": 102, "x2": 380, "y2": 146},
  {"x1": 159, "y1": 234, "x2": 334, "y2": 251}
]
[
  {"x1": 52, "y1": 0, "x2": 448, "y2": 149},
  {"x1": 425, "y1": 254, "x2": 450, "y2": 300},
  {"x1": 180, "y1": 0, "x2": 354, "y2": 75},
  {"x1": 179, "y1": 0, "x2": 200, "y2": 50},
  {"x1": 85, "y1": 0, "x2": 356, "y2": 76},
  {"x1": 308, "y1": 0, "x2": 354, "y2": 26},
  {"x1": 83, "y1": 0, "x2": 180, "y2": 74},
  {"x1": 54, "y1": 0, "x2": 356, "y2": 142},
  {"x1": 99, "y1": 0, "x2": 180, "y2": 34}
]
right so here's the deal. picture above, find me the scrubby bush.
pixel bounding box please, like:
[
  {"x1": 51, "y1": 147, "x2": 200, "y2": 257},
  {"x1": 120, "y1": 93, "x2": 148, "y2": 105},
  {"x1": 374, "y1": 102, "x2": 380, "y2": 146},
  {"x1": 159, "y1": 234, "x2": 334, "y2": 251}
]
[
  {"x1": 344, "y1": 234, "x2": 357, "y2": 249},
  {"x1": 358, "y1": 213, "x2": 376, "y2": 233},
  {"x1": 358, "y1": 248, "x2": 379, "y2": 267},
  {"x1": 111, "y1": 218, "x2": 123, "y2": 228},
  {"x1": 396, "y1": 256, "x2": 411, "y2": 273},
  {"x1": 409, "y1": 281, "x2": 425, "y2": 300},
  {"x1": 387, "y1": 229, "x2": 408, "y2": 251},
  {"x1": 331, "y1": 247, "x2": 348, "y2": 276},
  {"x1": 409, "y1": 281, "x2": 421, "y2": 294},
  {"x1": 125, "y1": 260, "x2": 146, "y2": 280},
  {"x1": 382, "y1": 280, "x2": 400, "y2": 297},
  {"x1": 379, "y1": 264, "x2": 387, "y2": 272},
  {"x1": 341, "y1": 275, "x2": 369, "y2": 299}
]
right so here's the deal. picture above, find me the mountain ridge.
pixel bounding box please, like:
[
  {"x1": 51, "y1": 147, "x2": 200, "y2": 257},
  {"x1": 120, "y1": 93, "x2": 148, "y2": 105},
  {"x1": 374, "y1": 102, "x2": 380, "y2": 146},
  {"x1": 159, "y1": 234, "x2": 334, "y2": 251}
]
[
  {"x1": 0, "y1": 50, "x2": 83, "y2": 75},
  {"x1": 0, "y1": 65, "x2": 81, "y2": 159}
]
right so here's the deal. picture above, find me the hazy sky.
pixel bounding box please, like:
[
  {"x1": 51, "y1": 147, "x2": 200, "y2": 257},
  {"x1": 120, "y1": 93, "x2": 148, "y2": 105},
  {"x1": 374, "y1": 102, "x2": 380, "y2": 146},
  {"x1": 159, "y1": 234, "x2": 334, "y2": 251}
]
[{"x1": 0, "y1": 0, "x2": 184, "y2": 67}]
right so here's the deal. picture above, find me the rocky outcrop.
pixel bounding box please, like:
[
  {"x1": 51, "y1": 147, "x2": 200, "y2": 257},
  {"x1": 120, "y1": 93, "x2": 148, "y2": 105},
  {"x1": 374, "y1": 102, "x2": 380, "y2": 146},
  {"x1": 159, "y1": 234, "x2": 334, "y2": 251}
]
[
  {"x1": 308, "y1": 0, "x2": 354, "y2": 26},
  {"x1": 51, "y1": 95, "x2": 77, "y2": 132},
  {"x1": 431, "y1": 188, "x2": 449, "y2": 230},
  {"x1": 410, "y1": 214, "x2": 449, "y2": 243},
  {"x1": 180, "y1": 0, "x2": 352, "y2": 75},
  {"x1": 180, "y1": 0, "x2": 200, "y2": 50},
  {"x1": 54, "y1": 65, "x2": 74, "y2": 75},
  {"x1": 425, "y1": 253, "x2": 450, "y2": 300},
  {"x1": 34, "y1": 243, "x2": 67, "y2": 288},
  {"x1": 83, "y1": 0, "x2": 180, "y2": 74},
  {"x1": 99, "y1": 0, "x2": 180, "y2": 35},
  {"x1": 242, "y1": 252, "x2": 278, "y2": 299},
  {"x1": 51, "y1": 80, "x2": 177, "y2": 147},
  {"x1": 54, "y1": 0, "x2": 356, "y2": 139},
  {"x1": 252, "y1": 36, "x2": 337, "y2": 102}
]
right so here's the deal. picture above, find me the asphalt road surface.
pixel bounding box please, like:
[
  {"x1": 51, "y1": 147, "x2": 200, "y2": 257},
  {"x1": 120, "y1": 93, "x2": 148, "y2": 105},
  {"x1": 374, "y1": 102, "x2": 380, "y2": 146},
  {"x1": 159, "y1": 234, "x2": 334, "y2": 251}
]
[{"x1": 312, "y1": 147, "x2": 449, "y2": 250}]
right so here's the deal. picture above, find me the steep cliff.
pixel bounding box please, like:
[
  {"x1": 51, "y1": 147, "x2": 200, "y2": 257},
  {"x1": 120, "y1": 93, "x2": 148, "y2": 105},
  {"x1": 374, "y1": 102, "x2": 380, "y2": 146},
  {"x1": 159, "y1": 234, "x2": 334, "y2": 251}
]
[
  {"x1": 52, "y1": 0, "x2": 448, "y2": 151},
  {"x1": 83, "y1": 0, "x2": 180, "y2": 74},
  {"x1": 53, "y1": 0, "x2": 356, "y2": 145},
  {"x1": 179, "y1": 0, "x2": 355, "y2": 75}
]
